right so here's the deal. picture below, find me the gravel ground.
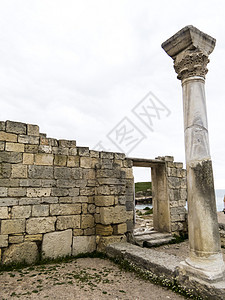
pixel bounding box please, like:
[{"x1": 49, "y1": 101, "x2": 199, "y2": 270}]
[{"x1": 0, "y1": 257, "x2": 185, "y2": 300}]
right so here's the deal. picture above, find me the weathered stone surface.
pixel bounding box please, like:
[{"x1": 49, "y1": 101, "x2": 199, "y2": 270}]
[
  {"x1": 41, "y1": 196, "x2": 58, "y2": 204},
  {"x1": 56, "y1": 215, "x2": 80, "y2": 230},
  {"x1": 19, "y1": 197, "x2": 42, "y2": 205},
  {"x1": 80, "y1": 157, "x2": 92, "y2": 168},
  {"x1": 81, "y1": 214, "x2": 94, "y2": 229},
  {"x1": 0, "y1": 121, "x2": 5, "y2": 131},
  {"x1": 0, "y1": 187, "x2": 7, "y2": 197},
  {"x1": 59, "y1": 140, "x2": 76, "y2": 148},
  {"x1": 95, "y1": 195, "x2": 114, "y2": 206},
  {"x1": 0, "y1": 198, "x2": 19, "y2": 206},
  {"x1": 6, "y1": 121, "x2": 26, "y2": 134},
  {"x1": 34, "y1": 154, "x2": 53, "y2": 166},
  {"x1": 12, "y1": 164, "x2": 27, "y2": 178},
  {"x1": 28, "y1": 165, "x2": 53, "y2": 179},
  {"x1": 50, "y1": 203, "x2": 81, "y2": 215},
  {"x1": 39, "y1": 145, "x2": 52, "y2": 154},
  {"x1": 0, "y1": 131, "x2": 17, "y2": 142},
  {"x1": 25, "y1": 144, "x2": 39, "y2": 153},
  {"x1": 18, "y1": 135, "x2": 39, "y2": 145},
  {"x1": 1, "y1": 219, "x2": 25, "y2": 234},
  {"x1": 0, "y1": 141, "x2": 5, "y2": 151},
  {"x1": 0, "y1": 207, "x2": 8, "y2": 218},
  {"x1": 27, "y1": 124, "x2": 39, "y2": 136},
  {"x1": 0, "y1": 234, "x2": 8, "y2": 247},
  {"x1": 67, "y1": 156, "x2": 79, "y2": 167},
  {"x1": 113, "y1": 223, "x2": 127, "y2": 234},
  {"x1": 26, "y1": 217, "x2": 56, "y2": 234},
  {"x1": 8, "y1": 187, "x2": 26, "y2": 197},
  {"x1": 24, "y1": 234, "x2": 42, "y2": 242},
  {"x1": 0, "y1": 163, "x2": 11, "y2": 179},
  {"x1": 54, "y1": 155, "x2": 67, "y2": 166},
  {"x1": 5, "y1": 142, "x2": 24, "y2": 152},
  {"x1": 73, "y1": 229, "x2": 83, "y2": 236},
  {"x1": 56, "y1": 179, "x2": 75, "y2": 188},
  {"x1": 99, "y1": 206, "x2": 127, "y2": 225},
  {"x1": 32, "y1": 205, "x2": 49, "y2": 217},
  {"x1": 12, "y1": 206, "x2": 31, "y2": 218},
  {"x1": 9, "y1": 235, "x2": 24, "y2": 244},
  {"x1": 77, "y1": 147, "x2": 89, "y2": 156},
  {"x1": 97, "y1": 235, "x2": 126, "y2": 252},
  {"x1": 42, "y1": 229, "x2": 72, "y2": 259},
  {"x1": 72, "y1": 236, "x2": 96, "y2": 256},
  {"x1": 2, "y1": 242, "x2": 38, "y2": 265},
  {"x1": 19, "y1": 178, "x2": 41, "y2": 187},
  {"x1": 0, "y1": 152, "x2": 22, "y2": 163},
  {"x1": 27, "y1": 188, "x2": 51, "y2": 197},
  {"x1": 96, "y1": 224, "x2": 113, "y2": 236},
  {"x1": 22, "y1": 153, "x2": 34, "y2": 164}
]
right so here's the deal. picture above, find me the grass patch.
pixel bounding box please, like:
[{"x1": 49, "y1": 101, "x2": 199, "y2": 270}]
[{"x1": 135, "y1": 182, "x2": 152, "y2": 194}]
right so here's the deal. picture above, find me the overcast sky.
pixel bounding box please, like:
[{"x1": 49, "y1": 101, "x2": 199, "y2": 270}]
[{"x1": 0, "y1": 0, "x2": 225, "y2": 188}]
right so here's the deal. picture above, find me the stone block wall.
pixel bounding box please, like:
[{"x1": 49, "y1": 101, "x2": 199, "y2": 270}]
[
  {"x1": 164, "y1": 156, "x2": 187, "y2": 233},
  {"x1": 0, "y1": 120, "x2": 134, "y2": 264}
]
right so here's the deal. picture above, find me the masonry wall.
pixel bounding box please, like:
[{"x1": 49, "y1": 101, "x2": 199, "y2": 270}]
[{"x1": 0, "y1": 121, "x2": 134, "y2": 265}]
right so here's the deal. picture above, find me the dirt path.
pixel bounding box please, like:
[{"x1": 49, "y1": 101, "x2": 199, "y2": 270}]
[{"x1": 0, "y1": 257, "x2": 185, "y2": 300}]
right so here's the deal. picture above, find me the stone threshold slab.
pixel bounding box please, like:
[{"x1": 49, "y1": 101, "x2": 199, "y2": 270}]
[{"x1": 106, "y1": 242, "x2": 225, "y2": 300}]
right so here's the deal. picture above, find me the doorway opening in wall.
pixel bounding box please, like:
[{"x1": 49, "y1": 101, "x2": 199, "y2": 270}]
[{"x1": 133, "y1": 167, "x2": 153, "y2": 231}]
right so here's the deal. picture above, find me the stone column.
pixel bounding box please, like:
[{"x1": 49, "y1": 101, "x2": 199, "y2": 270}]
[{"x1": 162, "y1": 26, "x2": 225, "y2": 282}]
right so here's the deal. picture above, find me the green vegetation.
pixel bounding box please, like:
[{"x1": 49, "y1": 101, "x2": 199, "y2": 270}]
[{"x1": 135, "y1": 182, "x2": 152, "y2": 193}]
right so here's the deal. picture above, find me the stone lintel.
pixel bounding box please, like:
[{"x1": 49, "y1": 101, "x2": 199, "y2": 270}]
[{"x1": 161, "y1": 25, "x2": 216, "y2": 59}]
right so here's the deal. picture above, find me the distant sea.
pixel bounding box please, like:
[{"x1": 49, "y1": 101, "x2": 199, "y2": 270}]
[{"x1": 136, "y1": 189, "x2": 225, "y2": 212}]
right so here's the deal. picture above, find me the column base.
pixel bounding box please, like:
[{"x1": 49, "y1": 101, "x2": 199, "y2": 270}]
[{"x1": 178, "y1": 253, "x2": 225, "y2": 283}]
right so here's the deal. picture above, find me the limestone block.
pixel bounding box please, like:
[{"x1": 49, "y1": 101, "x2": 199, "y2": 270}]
[
  {"x1": 59, "y1": 140, "x2": 76, "y2": 148},
  {"x1": 0, "y1": 198, "x2": 19, "y2": 206},
  {"x1": 56, "y1": 215, "x2": 80, "y2": 230},
  {"x1": 25, "y1": 144, "x2": 39, "y2": 153},
  {"x1": 95, "y1": 195, "x2": 114, "y2": 207},
  {"x1": 23, "y1": 153, "x2": 34, "y2": 164},
  {"x1": 121, "y1": 168, "x2": 133, "y2": 179},
  {"x1": 67, "y1": 156, "x2": 79, "y2": 167},
  {"x1": 24, "y1": 234, "x2": 42, "y2": 242},
  {"x1": 73, "y1": 196, "x2": 88, "y2": 203},
  {"x1": 82, "y1": 203, "x2": 88, "y2": 214},
  {"x1": 12, "y1": 206, "x2": 31, "y2": 218},
  {"x1": 77, "y1": 147, "x2": 89, "y2": 156},
  {"x1": 5, "y1": 142, "x2": 24, "y2": 152},
  {"x1": 34, "y1": 154, "x2": 53, "y2": 166},
  {"x1": 54, "y1": 167, "x2": 73, "y2": 179},
  {"x1": 73, "y1": 229, "x2": 83, "y2": 236},
  {"x1": 174, "y1": 162, "x2": 183, "y2": 168},
  {"x1": 51, "y1": 188, "x2": 69, "y2": 197},
  {"x1": 97, "y1": 178, "x2": 125, "y2": 185},
  {"x1": 0, "y1": 141, "x2": 5, "y2": 151},
  {"x1": 96, "y1": 224, "x2": 113, "y2": 236},
  {"x1": 80, "y1": 157, "x2": 92, "y2": 168},
  {"x1": 39, "y1": 145, "x2": 52, "y2": 154},
  {"x1": 114, "y1": 223, "x2": 127, "y2": 235},
  {"x1": 50, "y1": 203, "x2": 81, "y2": 215},
  {"x1": 41, "y1": 179, "x2": 56, "y2": 187},
  {"x1": 68, "y1": 188, "x2": 80, "y2": 196},
  {"x1": 12, "y1": 164, "x2": 27, "y2": 178},
  {"x1": 89, "y1": 150, "x2": 99, "y2": 158},
  {"x1": 41, "y1": 197, "x2": 58, "y2": 204},
  {"x1": 3, "y1": 242, "x2": 38, "y2": 265},
  {"x1": 58, "y1": 196, "x2": 74, "y2": 203},
  {"x1": 99, "y1": 206, "x2": 127, "y2": 225},
  {"x1": 0, "y1": 152, "x2": 22, "y2": 163},
  {"x1": 0, "y1": 121, "x2": 5, "y2": 131},
  {"x1": 84, "y1": 228, "x2": 95, "y2": 235},
  {"x1": 0, "y1": 187, "x2": 7, "y2": 197},
  {"x1": 81, "y1": 214, "x2": 95, "y2": 229},
  {"x1": 0, "y1": 162, "x2": 11, "y2": 178},
  {"x1": 97, "y1": 235, "x2": 126, "y2": 252},
  {"x1": 26, "y1": 217, "x2": 56, "y2": 234},
  {"x1": 27, "y1": 188, "x2": 51, "y2": 197},
  {"x1": 0, "y1": 131, "x2": 17, "y2": 142},
  {"x1": 27, "y1": 124, "x2": 39, "y2": 136},
  {"x1": 18, "y1": 135, "x2": 39, "y2": 145},
  {"x1": 72, "y1": 236, "x2": 96, "y2": 256},
  {"x1": 8, "y1": 187, "x2": 26, "y2": 197},
  {"x1": 56, "y1": 179, "x2": 75, "y2": 188},
  {"x1": 32, "y1": 205, "x2": 49, "y2": 217},
  {"x1": 114, "y1": 159, "x2": 123, "y2": 167},
  {"x1": 87, "y1": 180, "x2": 95, "y2": 187},
  {"x1": 88, "y1": 204, "x2": 95, "y2": 214},
  {"x1": 42, "y1": 229, "x2": 72, "y2": 259},
  {"x1": 20, "y1": 178, "x2": 42, "y2": 187},
  {"x1": 54, "y1": 155, "x2": 67, "y2": 166},
  {"x1": 165, "y1": 156, "x2": 174, "y2": 162},
  {"x1": 68, "y1": 148, "x2": 77, "y2": 156},
  {"x1": 19, "y1": 197, "x2": 42, "y2": 205},
  {"x1": 1, "y1": 219, "x2": 25, "y2": 234},
  {"x1": 83, "y1": 169, "x2": 95, "y2": 180},
  {"x1": 0, "y1": 207, "x2": 8, "y2": 218},
  {"x1": 115, "y1": 153, "x2": 125, "y2": 160},
  {"x1": 28, "y1": 165, "x2": 54, "y2": 179},
  {"x1": 100, "y1": 152, "x2": 114, "y2": 159},
  {"x1": 9, "y1": 235, "x2": 24, "y2": 244},
  {"x1": 0, "y1": 234, "x2": 8, "y2": 247},
  {"x1": 101, "y1": 158, "x2": 113, "y2": 169},
  {"x1": 80, "y1": 187, "x2": 95, "y2": 196},
  {"x1": 95, "y1": 213, "x2": 101, "y2": 223},
  {"x1": 6, "y1": 121, "x2": 26, "y2": 134},
  {"x1": 123, "y1": 159, "x2": 133, "y2": 168},
  {"x1": 52, "y1": 146, "x2": 68, "y2": 155}
]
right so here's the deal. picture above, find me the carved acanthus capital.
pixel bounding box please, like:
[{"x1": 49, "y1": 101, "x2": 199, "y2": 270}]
[{"x1": 173, "y1": 50, "x2": 209, "y2": 81}]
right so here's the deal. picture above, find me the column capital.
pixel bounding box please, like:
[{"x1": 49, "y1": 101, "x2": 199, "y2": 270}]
[{"x1": 162, "y1": 25, "x2": 216, "y2": 81}]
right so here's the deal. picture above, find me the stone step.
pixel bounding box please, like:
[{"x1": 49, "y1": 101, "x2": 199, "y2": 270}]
[
  {"x1": 144, "y1": 236, "x2": 175, "y2": 248},
  {"x1": 134, "y1": 232, "x2": 175, "y2": 247}
]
